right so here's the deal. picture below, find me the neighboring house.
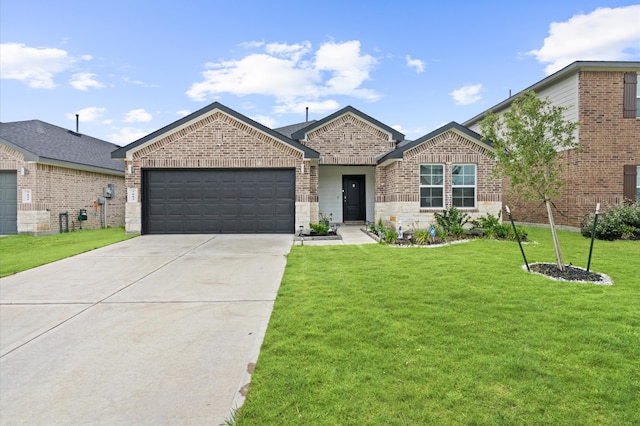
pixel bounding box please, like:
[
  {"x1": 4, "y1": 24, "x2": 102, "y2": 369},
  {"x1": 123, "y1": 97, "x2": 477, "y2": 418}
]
[
  {"x1": 0, "y1": 120, "x2": 125, "y2": 234},
  {"x1": 111, "y1": 102, "x2": 501, "y2": 234},
  {"x1": 464, "y1": 61, "x2": 640, "y2": 229}
]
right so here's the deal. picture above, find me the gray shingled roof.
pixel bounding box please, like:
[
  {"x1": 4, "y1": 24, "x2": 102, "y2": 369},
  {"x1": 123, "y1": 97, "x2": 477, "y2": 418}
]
[
  {"x1": 1, "y1": 120, "x2": 124, "y2": 173},
  {"x1": 273, "y1": 120, "x2": 318, "y2": 139}
]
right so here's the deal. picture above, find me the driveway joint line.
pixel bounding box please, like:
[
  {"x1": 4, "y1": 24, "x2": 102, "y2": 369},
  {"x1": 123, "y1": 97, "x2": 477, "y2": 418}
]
[{"x1": 1, "y1": 235, "x2": 219, "y2": 359}]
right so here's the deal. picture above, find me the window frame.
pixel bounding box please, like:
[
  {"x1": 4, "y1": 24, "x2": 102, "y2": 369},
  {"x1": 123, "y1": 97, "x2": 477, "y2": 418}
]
[
  {"x1": 637, "y1": 165, "x2": 640, "y2": 201},
  {"x1": 419, "y1": 164, "x2": 444, "y2": 209},
  {"x1": 451, "y1": 163, "x2": 477, "y2": 209}
]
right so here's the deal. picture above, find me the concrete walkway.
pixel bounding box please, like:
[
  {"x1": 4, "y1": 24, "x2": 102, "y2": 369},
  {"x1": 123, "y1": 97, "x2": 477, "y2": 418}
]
[
  {"x1": 0, "y1": 234, "x2": 292, "y2": 425},
  {"x1": 293, "y1": 224, "x2": 378, "y2": 246}
]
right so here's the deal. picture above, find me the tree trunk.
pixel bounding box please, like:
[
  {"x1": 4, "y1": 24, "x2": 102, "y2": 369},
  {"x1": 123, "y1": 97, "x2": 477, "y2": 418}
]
[{"x1": 545, "y1": 197, "x2": 565, "y2": 271}]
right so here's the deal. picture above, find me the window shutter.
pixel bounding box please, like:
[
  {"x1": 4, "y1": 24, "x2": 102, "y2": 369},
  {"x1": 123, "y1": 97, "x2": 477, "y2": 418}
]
[
  {"x1": 623, "y1": 165, "x2": 637, "y2": 201},
  {"x1": 623, "y1": 72, "x2": 637, "y2": 118}
]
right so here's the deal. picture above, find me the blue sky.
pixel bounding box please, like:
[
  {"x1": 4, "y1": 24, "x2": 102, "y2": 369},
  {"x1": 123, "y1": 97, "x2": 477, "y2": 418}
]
[{"x1": 1, "y1": 1, "x2": 639, "y2": 145}]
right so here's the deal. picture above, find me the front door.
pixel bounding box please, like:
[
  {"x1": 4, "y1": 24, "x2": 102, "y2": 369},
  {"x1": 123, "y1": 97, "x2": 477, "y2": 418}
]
[{"x1": 342, "y1": 175, "x2": 365, "y2": 222}]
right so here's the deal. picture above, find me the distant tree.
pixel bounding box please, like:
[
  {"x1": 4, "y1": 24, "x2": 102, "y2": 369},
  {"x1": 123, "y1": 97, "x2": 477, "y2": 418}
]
[{"x1": 480, "y1": 91, "x2": 580, "y2": 271}]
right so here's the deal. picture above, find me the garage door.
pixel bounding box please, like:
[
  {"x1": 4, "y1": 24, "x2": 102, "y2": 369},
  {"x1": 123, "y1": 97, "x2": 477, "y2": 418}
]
[
  {"x1": 0, "y1": 171, "x2": 18, "y2": 235},
  {"x1": 143, "y1": 169, "x2": 295, "y2": 234}
]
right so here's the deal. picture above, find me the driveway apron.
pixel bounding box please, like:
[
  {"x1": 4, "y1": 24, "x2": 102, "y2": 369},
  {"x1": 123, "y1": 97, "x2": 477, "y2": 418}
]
[{"x1": 0, "y1": 234, "x2": 292, "y2": 425}]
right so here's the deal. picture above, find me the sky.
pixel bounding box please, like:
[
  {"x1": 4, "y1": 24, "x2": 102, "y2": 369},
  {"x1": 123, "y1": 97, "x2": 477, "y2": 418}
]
[{"x1": 1, "y1": 1, "x2": 639, "y2": 146}]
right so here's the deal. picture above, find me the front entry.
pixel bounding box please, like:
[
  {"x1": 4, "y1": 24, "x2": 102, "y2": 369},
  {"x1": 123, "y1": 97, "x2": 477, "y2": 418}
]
[{"x1": 342, "y1": 175, "x2": 365, "y2": 222}]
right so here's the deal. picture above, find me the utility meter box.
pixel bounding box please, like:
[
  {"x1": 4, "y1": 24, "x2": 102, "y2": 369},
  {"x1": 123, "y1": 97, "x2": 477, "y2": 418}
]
[
  {"x1": 97, "y1": 197, "x2": 106, "y2": 205},
  {"x1": 78, "y1": 209, "x2": 88, "y2": 221},
  {"x1": 103, "y1": 183, "x2": 115, "y2": 198}
]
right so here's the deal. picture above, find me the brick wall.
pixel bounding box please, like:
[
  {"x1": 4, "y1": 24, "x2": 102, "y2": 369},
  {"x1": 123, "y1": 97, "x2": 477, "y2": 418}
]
[
  {"x1": 125, "y1": 110, "x2": 311, "y2": 231},
  {"x1": 302, "y1": 114, "x2": 396, "y2": 165},
  {"x1": 379, "y1": 131, "x2": 501, "y2": 206},
  {"x1": 504, "y1": 70, "x2": 640, "y2": 229},
  {"x1": 1, "y1": 142, "x2": 125, "y2": 233}
]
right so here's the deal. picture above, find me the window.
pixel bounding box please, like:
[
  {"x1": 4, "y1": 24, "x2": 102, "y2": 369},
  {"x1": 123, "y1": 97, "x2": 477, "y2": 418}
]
[
  {"x1": 452, "y1": 164, "x2": 476, "y2": 208},
  {"x1": 420, "y1": 164, "x2": 443, "y2": 208}
]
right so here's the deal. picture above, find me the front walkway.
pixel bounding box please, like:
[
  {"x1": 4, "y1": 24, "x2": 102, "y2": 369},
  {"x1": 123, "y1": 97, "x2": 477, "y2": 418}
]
[{"x1": 293, "y1": 224, "x2": 377, "y2": 246}]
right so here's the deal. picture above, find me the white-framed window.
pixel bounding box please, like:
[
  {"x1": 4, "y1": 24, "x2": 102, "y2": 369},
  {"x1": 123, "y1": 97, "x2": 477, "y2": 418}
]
[
  {"x1": 452, "y1": 164, "x2": 476, "y2": 208},
  {"x1": 420, "y1": 164, "x2": 444, "y2": 208}
]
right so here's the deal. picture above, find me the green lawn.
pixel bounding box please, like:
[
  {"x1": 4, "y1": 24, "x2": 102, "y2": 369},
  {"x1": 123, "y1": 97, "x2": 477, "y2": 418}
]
[
  {"x1": 238, "y1": 228, "x2": 640, "y2": 425},
  {"x1": 0, "y1": 227, "x2": 137, "y2": 277}
]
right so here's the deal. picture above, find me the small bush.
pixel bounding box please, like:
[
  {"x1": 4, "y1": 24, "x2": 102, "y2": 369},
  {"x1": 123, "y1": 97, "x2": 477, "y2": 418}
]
[
  {"x1": 471, "y1": 211, "x2": 528, "y2": 241},
  {"x1": 435, "y1": 206, "x2": 470, "y2": 236},
  {"x1": 309, "y1": 222, "x2": 330, "y2": 235},
  {"x1": 581, "y1": 201, "x2": 640, "y2": 240}
]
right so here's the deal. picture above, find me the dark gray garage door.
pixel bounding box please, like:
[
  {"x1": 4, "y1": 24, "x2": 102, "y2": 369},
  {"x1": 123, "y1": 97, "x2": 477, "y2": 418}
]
[
  {"x1": 143, "y1": 169, "x2": 295, "y2": 234},
  {"x1": 0, "y1": 171, "x2": 18, "y2": 235}
]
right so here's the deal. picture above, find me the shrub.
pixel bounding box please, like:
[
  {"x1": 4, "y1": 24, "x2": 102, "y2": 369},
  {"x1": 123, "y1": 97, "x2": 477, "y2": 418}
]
[
  {"x1": 412, "y1": 229, "x2": 430, "y2": 245},
  {"x1": 581, "y1": 201, "x2": 640, "y2": 240},
  {"x1": 471, "y1": 211, "x2": 528, "y2": 241},
  {"x1": 434, "y1": 206, "x2": 470, "y2": 237},
  {"x1": 309, "y1": 222, "x2": 330, "y2": 235}
]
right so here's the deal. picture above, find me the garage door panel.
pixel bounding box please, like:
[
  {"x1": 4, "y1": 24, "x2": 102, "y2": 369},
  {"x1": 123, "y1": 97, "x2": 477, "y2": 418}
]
[{"x1": 143, "y1": 169, "x2": 294, "y2": 234}]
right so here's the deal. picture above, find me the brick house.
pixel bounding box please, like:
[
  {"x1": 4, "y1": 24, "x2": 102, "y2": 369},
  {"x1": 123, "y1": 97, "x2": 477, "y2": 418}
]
[
  {"x1": 111, "y1": 103, "x2": 501, "y2": 234},
  {"x1": 464, "y1": 61, "x2": 640, "y2": 229},
  {"x1": 0, "y1": 120, "x2": 125, "y2": 234}
]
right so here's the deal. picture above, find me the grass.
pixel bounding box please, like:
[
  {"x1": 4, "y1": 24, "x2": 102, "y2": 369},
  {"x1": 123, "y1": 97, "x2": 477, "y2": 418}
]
[
  {"x1": 237, "y1": 227, "x2": 640, "y2": 425},
  {"x1": 0, "y1": 227, "x2": 137, "y2": 277}
]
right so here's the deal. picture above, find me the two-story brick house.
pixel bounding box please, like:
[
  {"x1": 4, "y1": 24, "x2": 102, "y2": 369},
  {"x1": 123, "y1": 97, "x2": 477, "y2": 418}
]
[
  {"x1": 464, "y1": 61, "x2": 640, "y2": 229},
  {"x1": 111, "y1": 103, "x2": 502, "y2": 234}
]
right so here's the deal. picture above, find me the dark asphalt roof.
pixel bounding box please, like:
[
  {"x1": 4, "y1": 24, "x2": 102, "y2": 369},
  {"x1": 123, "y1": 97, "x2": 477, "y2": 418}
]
[
  {"x1": 1, "y1": 120, "x2": 124, "y2": 173},
  {"x1": 273, "y1": 120, "x2": 318, "y2": 139}
]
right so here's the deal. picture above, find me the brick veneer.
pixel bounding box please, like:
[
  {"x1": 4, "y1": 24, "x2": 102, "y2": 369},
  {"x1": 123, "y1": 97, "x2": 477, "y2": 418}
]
[
  {"x1": 302, "y1": 114, "x2": 396, "y2": 165},
  {"x1": 504, "y1": 71, "x2": 640, "y2": 229},
  {"x1": 125, "y1": 110, "x2": 313, "y2": 232},
  {"x1": 1, "y1": 143, "x2": 125, "y2": 233}
]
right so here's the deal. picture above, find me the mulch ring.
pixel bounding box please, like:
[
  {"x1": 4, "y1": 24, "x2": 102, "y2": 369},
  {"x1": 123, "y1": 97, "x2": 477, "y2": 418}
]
[{"x1": 526, "y1": 262, "x2": 613, "y2": 285}]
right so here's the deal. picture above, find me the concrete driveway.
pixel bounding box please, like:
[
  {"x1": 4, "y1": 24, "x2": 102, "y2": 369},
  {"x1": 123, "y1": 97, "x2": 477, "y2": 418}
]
[{"x1": 0, "y1": 234, "x2": 292, "y2": 425}]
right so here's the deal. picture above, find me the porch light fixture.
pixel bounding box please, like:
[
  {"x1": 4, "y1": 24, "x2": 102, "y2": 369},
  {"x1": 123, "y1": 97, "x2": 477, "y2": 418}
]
[
  {"x1": 301, "y1": 163, "x2": 305, "y2": 174},
  {"x1": 20, "y1": 167, "x2": 29, "y2": 176}
]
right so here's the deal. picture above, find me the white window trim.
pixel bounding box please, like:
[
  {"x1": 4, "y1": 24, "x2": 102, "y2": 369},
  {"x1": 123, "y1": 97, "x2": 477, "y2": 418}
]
[
  {"x1": 419, "y1": 164, "x2": 444, "y2": 209},
  {"x1": 451, "y1": 164, "x2": 477, "y2": 209}
]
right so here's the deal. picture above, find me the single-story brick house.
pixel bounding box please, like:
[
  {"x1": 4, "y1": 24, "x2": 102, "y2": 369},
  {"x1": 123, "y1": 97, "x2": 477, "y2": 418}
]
[
  {"x1": 111, "y1": 103, "x2": 501, "y2": 234},
  {"x1": 0, "y1": 120, "x2": 125, "y2": 234}
]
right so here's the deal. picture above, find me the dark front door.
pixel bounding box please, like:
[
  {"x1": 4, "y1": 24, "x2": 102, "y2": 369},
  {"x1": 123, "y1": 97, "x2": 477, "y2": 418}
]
[{"x1": 342, "y1": 175, "x2": 365, "y2": 222}]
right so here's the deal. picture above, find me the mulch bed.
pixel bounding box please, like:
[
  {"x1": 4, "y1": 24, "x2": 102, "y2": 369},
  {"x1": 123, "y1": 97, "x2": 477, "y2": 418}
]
[{"x1": 527, "y1": 262, "x2": 612, "y2": 285}]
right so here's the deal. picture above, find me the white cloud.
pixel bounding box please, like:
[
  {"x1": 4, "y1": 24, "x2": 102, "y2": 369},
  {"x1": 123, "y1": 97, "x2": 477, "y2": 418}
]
[
  {"x1": 70, "y1": 72, "x2": 105, "y2": 91},
  {"x1": 0, "y1": 43, "x2": 74, "y2": 88},
  {"x1": 186, "y1": 40, "x2": 379, "y2": 114},
  {"x1": 176, "y1": 110, "x2": 191, "y2": 117},
  {"x1": 529, "y1": 5, "x2": 640, "y2": 75},
  {"x1": 391, "y1": 124, "x2": 426, "y2": 139},
  {"x1": 273, "y1": 99, "x2": 340, "y2": 115},
  {"x1": 450, "y1": 84, "x2": 483, "y2": 105},
  {"x1": 123, "y1": 109, "x2": 152, "y2": 122},
  {"x1": 251, "y1": 115, "x2": 278, "y2": 128},
  {"x1": 65, "y1": 106, "x2": 106, "y2": 122},
  {"x1": 406, "y1": 55, "x2": 425, "y2": 73},
  {"x1": 108, "y1": 127, "x2": 149, "y2": 144}
]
